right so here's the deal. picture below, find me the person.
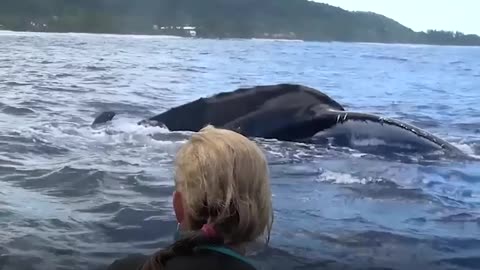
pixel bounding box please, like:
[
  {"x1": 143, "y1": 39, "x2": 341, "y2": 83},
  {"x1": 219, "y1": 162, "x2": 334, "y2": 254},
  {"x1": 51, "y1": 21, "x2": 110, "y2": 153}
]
[{"x1": 107, "y1": 125, "x2": 274, "y2": 270}]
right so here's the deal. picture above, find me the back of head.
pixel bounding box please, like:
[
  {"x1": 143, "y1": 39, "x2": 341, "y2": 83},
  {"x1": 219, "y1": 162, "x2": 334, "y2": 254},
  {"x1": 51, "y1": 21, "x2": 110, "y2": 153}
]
[
  {"x1": 140, "y1": 125, "x2": 273, "y2": 270},
  {"x1": 174, "y1": 125, "x2": 273, "y2": 245}
]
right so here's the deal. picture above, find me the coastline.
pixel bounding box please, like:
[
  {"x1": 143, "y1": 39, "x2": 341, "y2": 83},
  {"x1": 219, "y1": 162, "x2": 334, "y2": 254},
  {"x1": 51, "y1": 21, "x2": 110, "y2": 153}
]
[{"x1": 1, "y1": 29, "x2": 479, "y2": 48}]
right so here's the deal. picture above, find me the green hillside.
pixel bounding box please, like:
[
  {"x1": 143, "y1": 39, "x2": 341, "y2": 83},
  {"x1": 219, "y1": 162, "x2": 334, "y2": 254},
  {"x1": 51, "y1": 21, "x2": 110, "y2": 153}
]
[{"x1": 0, "y1": 0, "x2": 478, "y2": 46}]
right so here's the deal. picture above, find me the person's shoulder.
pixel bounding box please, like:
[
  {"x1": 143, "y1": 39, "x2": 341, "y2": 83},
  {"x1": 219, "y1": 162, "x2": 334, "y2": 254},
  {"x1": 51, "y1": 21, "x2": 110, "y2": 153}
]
[
  {"x1": 106, "y1": 254, "x2": 149, "y2": 270},
  {"x1": 105, "y1": 247, "x2": 257, "y2": 270},
  {"x1": 164, "y1": 249, "x2": 256, "y2": 270}
]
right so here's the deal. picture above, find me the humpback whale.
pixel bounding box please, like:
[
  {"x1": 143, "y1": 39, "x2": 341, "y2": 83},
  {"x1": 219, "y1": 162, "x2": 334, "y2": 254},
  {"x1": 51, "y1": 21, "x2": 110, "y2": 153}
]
[
  {"x1": 92, "y1": 84, "x2": 466, "y2": 157},
  {"x1": 91, "y1": 111, "x2": 116, "y2": 126}
]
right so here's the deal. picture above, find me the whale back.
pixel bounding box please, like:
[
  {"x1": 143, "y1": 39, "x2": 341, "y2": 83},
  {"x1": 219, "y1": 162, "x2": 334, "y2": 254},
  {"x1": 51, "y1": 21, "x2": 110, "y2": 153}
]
[{"x1": 148, "y1": 84, "x2": 344, "y2": 131}]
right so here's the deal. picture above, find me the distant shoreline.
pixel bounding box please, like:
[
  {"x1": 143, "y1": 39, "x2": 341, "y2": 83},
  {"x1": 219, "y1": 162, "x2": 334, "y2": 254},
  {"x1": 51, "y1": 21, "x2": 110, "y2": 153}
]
[
  {"x1": 1, "y1": 29, "x2": 479, "y2": 48},
  {"x1": 2, "y1": 0, "x2": 480, "y2": 47}
]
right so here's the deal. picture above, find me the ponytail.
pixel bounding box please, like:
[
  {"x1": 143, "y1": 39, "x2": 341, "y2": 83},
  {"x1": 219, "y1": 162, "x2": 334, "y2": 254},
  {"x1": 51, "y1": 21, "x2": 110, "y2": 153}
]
[{"x1": 140, "y1": 224, "x2": 224, "y2": 270}]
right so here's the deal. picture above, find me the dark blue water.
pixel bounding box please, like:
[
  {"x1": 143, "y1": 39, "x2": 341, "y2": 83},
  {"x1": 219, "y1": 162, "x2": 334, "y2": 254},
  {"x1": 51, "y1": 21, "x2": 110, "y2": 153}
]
[{"x1": 1, "y1": 31, "x2": 480, "y2": 270}]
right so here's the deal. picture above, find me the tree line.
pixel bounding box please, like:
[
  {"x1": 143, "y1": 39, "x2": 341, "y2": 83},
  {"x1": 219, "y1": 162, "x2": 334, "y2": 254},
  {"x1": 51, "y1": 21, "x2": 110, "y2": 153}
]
[{"x1": 0, "y1": 0, "x2": 478, "y2": 46}]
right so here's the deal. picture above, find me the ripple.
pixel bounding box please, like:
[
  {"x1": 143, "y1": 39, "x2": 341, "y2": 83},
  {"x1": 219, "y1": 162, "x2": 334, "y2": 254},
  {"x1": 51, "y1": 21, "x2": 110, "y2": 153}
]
[
  {"x1": 0, "y1": 132, "x2": 70, "y2": 157},
  {"x1": 344, "y1": 185, "x2": 431, "y2": 202},
  {"x1": 5, "y1": 81, "x2": 31, "y2": 86},
  {"x1": 86, "y1": 65, "x2": 108, "y2": 71},
  {"x1": 360, "y1": 54, "x2": 409, "y2": 62},
  {"x1": 0, "y1": 254, "x2": 45, "y2": 270},
  {"x1": 53, "y1": 73, "x2": 74, "y2": 78},
  {"x1": 434, "y1": 212, "x2": 480, "y2": 223},
  {"x1": 34, "y1": 85, "x2": 92, "y2": 93},
  {"x1": 2, "y1": 106, "x2": 35, "y2": 115},
  {"x1": 437, "y1": 256, "x2": 480, "y2": 270},
  {"x1": 97, "y1": 213, "x2": 177, "y2": 243},
  {"x1": 19, "y1": 99, "x2": 60, "y2": 108},
  {"x1": 16, "y1": 167, "x2": 103, "y2": 197},
  {"x1": 76, "y1": 202, "x2": 124, "y2": 214},
  {"x1": 85, "y1": 101, "x2": 155, "y2": 116},
  {"x1": 0, "y1": 32, "x2": 479, "y2": 270}
]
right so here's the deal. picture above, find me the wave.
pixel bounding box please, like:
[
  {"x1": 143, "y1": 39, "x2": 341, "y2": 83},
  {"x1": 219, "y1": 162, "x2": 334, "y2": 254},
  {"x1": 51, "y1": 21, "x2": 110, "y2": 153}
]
[
  {"x1": 433, "y1": 212, "x2": 480, "y2": 223},
  {"x1": 2, "y1": 106, "x2": 35, "y2": 115},
  {"x1": 86, "y1": 65, "x2": 109, "y2": 72},
  {"x1": 256, "y1": 229, "x2": 480, "y2": 270},
  {"x1": 53, "y1": 73, "x2": 74, "y2": 78},
  {"x1": 0, "y1": 33, "x2": 479, "y2": 270},
  {"x1": 360, "y1": 54, "x2": 409, "y2": 62},
  {"x1": 34, "y1": 85, "x2": 92, "y2": 94},
  {"x1": 85, "y1": 101, "x2": 155, "y2": 117},
  {"x1": 437, "y1": 256, "x2": 480, "y2": 270},
  {"x1": 316, "y1": 170, "x2": 386, "y2": 185},
  {"x1": 5, "y1": 81, "x2": 31, "y2": 86}
]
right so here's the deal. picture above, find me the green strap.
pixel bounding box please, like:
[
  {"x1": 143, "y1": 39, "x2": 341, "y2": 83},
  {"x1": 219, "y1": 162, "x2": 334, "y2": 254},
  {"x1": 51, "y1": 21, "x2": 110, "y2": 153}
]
[{"x1": 195, "y1": 245, "x2": 257, "y2": 269}]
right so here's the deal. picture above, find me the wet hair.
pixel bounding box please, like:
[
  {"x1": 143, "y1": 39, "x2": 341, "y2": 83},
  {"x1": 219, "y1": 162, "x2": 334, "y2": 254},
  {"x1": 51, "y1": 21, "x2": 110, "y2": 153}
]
[
  {"x1": 141, "y1": 125, "x2": 273, "y2": 269},
  {"x1": 141, "y1": 231, "x2": 224, "y2": 269}
]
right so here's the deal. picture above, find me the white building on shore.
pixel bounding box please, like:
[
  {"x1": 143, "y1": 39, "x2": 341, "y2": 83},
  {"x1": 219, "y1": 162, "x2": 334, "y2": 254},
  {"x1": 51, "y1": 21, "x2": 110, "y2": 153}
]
[{"x1": 153, "y1": 25, "x2": 197, "y2": 37}]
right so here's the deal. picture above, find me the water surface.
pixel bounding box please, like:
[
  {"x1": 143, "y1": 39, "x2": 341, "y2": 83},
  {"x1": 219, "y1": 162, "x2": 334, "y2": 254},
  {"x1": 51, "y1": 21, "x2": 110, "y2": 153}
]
[{"x1": 1, "y1": 31, "x2": 480, "y2": 270}]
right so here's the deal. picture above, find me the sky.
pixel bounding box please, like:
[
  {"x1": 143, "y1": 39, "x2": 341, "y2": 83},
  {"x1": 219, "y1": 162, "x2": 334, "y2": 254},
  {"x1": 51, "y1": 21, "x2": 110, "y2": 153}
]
[{"x1": 318, "y1": 0, "x2": 479, "y2": 35}]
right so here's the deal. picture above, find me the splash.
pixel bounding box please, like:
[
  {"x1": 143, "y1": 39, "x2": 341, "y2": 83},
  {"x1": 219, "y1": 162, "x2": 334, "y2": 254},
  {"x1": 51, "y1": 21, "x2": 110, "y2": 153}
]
[
  {"x1": 451, "y1": 142, "x2": 480, "y2": 160},
  {"x1": 316, "y1": 170, "x2": 385, "y2": 185}
]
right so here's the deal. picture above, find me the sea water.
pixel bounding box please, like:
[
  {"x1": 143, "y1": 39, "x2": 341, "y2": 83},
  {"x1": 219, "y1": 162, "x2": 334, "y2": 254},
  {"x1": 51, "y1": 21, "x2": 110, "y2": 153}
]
[{"x1": 0, "y1": 31, "x2": 479, "y2": 270}]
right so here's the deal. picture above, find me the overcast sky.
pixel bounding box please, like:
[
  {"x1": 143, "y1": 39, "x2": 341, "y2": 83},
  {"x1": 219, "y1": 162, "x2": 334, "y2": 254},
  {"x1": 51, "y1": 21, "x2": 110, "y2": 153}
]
[{"x1": 318, "y1": 0, "x2": 479, "y2": 35}]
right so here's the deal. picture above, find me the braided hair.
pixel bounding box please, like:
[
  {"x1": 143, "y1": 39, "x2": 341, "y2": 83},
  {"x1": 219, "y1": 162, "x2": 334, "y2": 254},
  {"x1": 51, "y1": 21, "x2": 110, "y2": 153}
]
[{"x1": 140, "y1": 224, "x2": 223, "y2": 270}]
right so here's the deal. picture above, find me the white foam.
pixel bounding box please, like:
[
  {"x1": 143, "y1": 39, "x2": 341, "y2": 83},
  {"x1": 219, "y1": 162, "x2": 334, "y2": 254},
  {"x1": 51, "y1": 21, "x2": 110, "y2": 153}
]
[
  {"x1": 316, "y1": 170, "x2": 384, "y2": 185},
  {"x1": 266, "y1": 150, "x2": 285, "y2": 158},
  {"x1": 293, "y1": 150, "x2": 308, "y2": 159},
  {"x1": 4, "y1": 116, "x2": 192, "y2": 173},
  {"x1": 351, "y1": 153, "x2": 368, "y2": 158},
  {"x1": 451, "y1": 142, "x2": 480, "y2": 159},
  {"x1": 103, "y1": 117, "x2": 169, "y2": 134},
  {"x1": 87, "y1": 117, "x2": 185, "y2": 146}
]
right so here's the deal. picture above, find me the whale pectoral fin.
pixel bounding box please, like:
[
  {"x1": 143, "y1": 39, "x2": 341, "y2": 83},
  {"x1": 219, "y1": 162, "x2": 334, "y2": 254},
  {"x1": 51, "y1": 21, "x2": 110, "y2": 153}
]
[
  {"x1": 310, "y1": 110, "x2": 464, "y2": 155},
  {"x1": 257, "y1": 109, "x2": 464, "y2": 155},
  {"x1": 92, "y1": 111, "x2": 117, "y2": 126}
]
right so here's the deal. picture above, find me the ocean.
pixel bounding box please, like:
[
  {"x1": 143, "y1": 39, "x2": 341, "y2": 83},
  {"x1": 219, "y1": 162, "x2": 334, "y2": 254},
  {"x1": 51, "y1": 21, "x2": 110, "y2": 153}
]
[{"x1": 0, "y1": 31, "x2": 479, "y2": 270}]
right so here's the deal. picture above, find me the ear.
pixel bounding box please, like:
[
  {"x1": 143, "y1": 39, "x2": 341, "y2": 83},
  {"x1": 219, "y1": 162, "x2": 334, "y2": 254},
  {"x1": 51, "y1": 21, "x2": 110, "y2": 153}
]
[{"x1": 173, "y1": 191, "x2": 185, "y2": 224}]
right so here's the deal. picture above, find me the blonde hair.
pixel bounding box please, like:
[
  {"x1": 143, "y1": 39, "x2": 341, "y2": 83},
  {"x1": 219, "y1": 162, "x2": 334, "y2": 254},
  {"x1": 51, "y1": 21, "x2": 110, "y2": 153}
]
[{"x1": 174, "y1": 125, "x2": 273, "y2": 246}]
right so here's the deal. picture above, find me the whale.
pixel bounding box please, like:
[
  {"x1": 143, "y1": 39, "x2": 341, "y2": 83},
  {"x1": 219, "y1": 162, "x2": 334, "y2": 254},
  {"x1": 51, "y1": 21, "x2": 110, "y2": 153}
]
[
  {"x1": 91, "y1": 84, "x2": 466, "y2": 158},
  {"x1": 91, "y1": 111, "x2": 116, "y2": 127}
]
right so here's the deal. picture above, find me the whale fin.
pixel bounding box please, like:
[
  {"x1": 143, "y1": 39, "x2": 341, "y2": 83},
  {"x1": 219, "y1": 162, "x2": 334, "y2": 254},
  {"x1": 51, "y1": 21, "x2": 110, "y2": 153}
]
[
  {"x1": 258, "y1": 110, "x2": 465, "y2": 156},
  {"x1": 92, "y1": 111, "x2": 116, "y2": 126},
  {"x1": 314, "y1": 110, "x2": 465, "y2": 155}
]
